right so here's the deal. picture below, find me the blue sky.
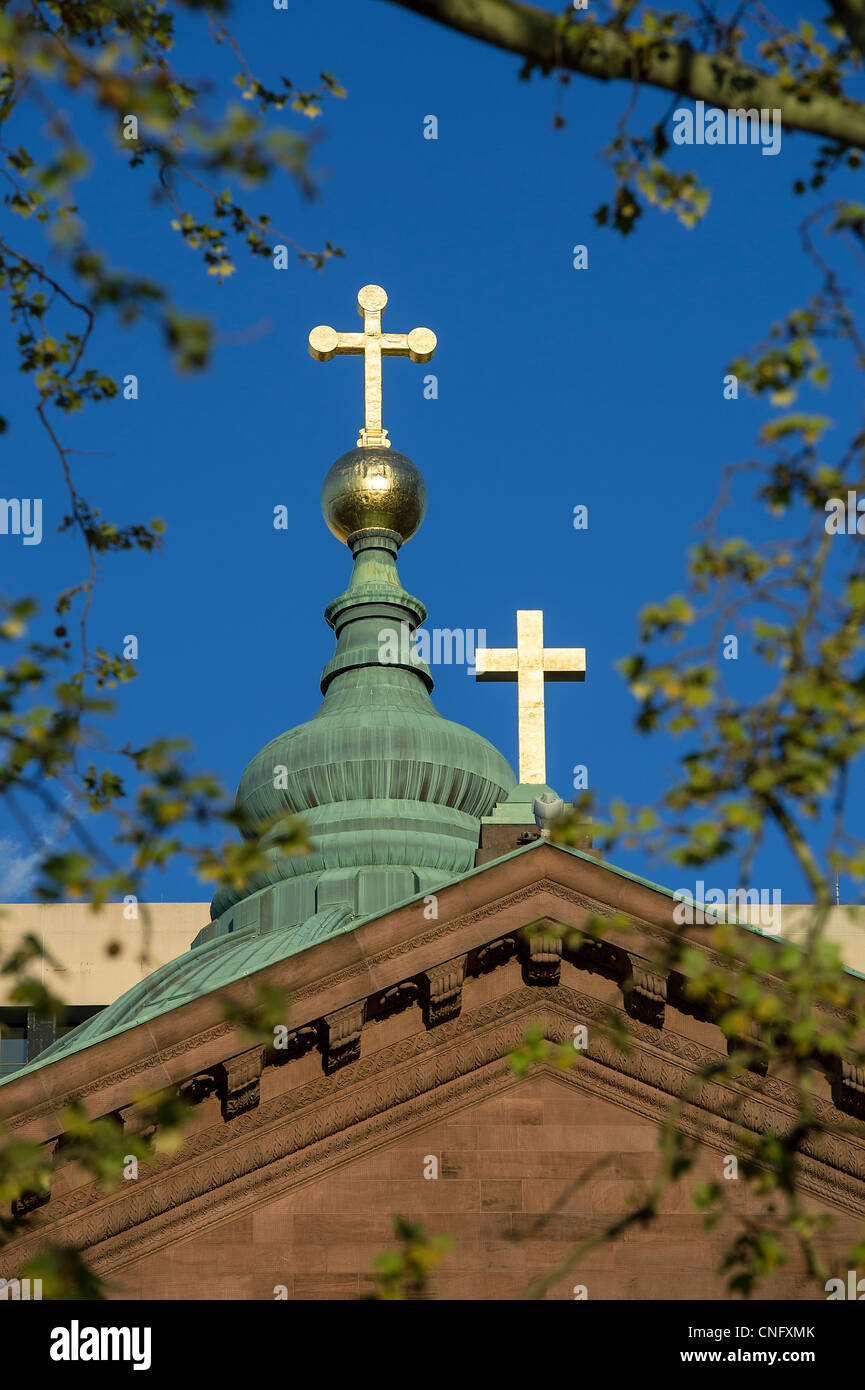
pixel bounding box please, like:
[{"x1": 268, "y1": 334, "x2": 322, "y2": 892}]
[{"x1": 2, "y1": 0, "x2": 862, "y2": 907}]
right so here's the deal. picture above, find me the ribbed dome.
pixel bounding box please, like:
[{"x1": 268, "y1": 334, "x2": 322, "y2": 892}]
[
  {"x1": 236, "y1": 680, "x2": 510, "y2": 827},
  {"x1": 207, "y1": 522, "x2": 515, "y2": 934}
]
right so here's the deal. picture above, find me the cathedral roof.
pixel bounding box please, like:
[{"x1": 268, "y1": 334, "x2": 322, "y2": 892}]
[
  {"x1": 5, "y1": 286, "x2": 597, "y2": 1082},
  {"x1": 0, "y1": 840, "x2": 803, "y2": 1086},
  {"x1": 9, "y1": 288, "x2": 525, "y2": 1080}
]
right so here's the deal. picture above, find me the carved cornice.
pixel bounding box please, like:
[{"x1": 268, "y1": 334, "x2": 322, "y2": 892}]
[
  {"x1": 6, "y1": 873, "x2": 850, "y2": 1140},
  {"x1": 0, "y1": 883, "x2": 586, "y2": 1135},
  {"x1": 288, "y1": 880, "x2": 584, "y2": 1003},
  {"x1": 1, "y1": 1019, "x2": 235, "y2": 1134},
  {"x1": 3, "y1": 983, "x2": 865, "y2": 1281},
  {"x1": 3, "y1": 867, "x2": 864, "y2": 1282}
]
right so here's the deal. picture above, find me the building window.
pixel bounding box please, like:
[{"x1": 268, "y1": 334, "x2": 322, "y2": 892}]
[
  {"x1": 56, "y1": 1005, "x2": 105, "y2": 1038},
  {"x1": 0, "y1": 1010, "x2": 28, "y2": 1078},
  {"x1": 0, "y1": 1005, "x2": 108, "y2": 1075}
]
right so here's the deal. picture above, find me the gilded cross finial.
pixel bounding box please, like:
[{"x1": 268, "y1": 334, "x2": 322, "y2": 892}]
[
  {"x1": 308, "y1": 285, "x2": 437, "y2": 448},
  {"x1": 475, "y1": 611, "x2": 586, "y2": 785}
]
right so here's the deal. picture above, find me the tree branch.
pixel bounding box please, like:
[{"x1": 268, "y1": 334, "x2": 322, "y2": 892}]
[
  {"x1": 829, "y1": 0, "x2": 865, "y2": 57},
  {"x1": 382, "y1": 0, "x2": 865, "y2": 148}
]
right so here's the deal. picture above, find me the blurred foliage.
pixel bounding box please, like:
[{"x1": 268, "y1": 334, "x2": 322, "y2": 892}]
[
  {"x1": 365, "y1": 1217, "x2": 454, "y2": 1300},
  {"x1": 0, "y1": 0, "x2": 328, "y2": 1298},
  {"x1": 4, "y1": 0, "x2": 865, "y2": 1303},
  {"x1": 382, "y1": 0, "x2": 865, "y2": 1300}
]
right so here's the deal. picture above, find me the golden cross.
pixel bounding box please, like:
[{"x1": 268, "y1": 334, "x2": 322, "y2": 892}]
[
  {"x1": 308, "y1": 284, "x2": 436, "y2": 449},
  {"x1": 475, "y1": 611, "x2": 586, "y2": 785}
]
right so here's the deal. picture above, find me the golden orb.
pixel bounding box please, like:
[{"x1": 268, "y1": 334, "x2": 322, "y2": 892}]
[{"x1": 321, "y1": 447, "x2": 427, "y2": 544}]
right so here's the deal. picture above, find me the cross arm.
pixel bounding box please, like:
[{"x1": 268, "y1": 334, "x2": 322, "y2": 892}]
[
  {"x1": 308, "y1": 327, "x2": 366, "y2": 361},
  {"x1": 381, "y1": 328, "x2": 437, "y2": 362},
  {"x1": 542, "y1": 648, "x2": 586, "y2": 681},
  {"x1": 475, "y1": 648, "x2": 518, "y2": 680}
]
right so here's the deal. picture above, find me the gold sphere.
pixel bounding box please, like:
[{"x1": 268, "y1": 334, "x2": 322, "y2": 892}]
[{"x1": 321, "y1": 448, "x2": 427, "y2": 544}]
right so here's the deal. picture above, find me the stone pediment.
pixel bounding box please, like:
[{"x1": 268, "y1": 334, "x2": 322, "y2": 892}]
[{"x1": 1, "y1": 842, "x2": 864, "y2": 1290}]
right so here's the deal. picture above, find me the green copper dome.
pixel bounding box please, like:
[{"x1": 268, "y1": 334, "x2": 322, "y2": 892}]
[
  {"x1": 20, "y1": 301, "x2": 517, "y2": 1073},
  {"x1": 202, "y1": 456, "x2": 515, "y2": 945}
]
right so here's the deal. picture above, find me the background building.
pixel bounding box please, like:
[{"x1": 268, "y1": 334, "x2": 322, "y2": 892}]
[{"x1": 0, "y1": 903, "x2": 206, "y2": 1077}]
